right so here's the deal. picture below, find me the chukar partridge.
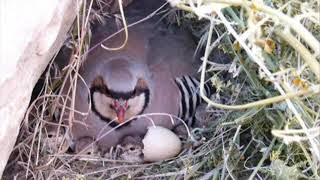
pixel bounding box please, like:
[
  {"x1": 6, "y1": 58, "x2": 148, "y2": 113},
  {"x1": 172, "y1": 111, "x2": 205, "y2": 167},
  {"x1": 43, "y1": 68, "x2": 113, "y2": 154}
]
[{"x1": 63, "y1": 2, "x2": 213, "y2": 153}]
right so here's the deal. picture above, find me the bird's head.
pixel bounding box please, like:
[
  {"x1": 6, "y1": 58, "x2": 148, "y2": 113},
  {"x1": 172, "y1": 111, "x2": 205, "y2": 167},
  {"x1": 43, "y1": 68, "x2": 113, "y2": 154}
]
[{"x1": 90, "y1": 75, "x2": 150, "y2": 127}]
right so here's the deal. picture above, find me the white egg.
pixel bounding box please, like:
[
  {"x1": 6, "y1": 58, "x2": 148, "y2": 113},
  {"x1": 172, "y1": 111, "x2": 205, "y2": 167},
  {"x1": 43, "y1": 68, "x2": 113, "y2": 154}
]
[{"x1": 142, "y1": 126, "x2": 182, "y2": 162}]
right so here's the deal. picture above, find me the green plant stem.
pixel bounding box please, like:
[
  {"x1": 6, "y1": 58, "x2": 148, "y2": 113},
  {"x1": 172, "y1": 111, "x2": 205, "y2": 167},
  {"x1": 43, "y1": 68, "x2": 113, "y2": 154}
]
[
  {"x1": 206, "y1": 84, "x2": 319, "y2": 110},
  {"x1": 180, "y1": 0, "x2": 320, "y2": 161},
  {"x1": 298, "y1": 141, "x2": 320, "y2": 178},
  {"x1": 178, "y1": 0, "x2": 320, "y2": 55},
  {"x1": 248, "y1": 137, "x2": 276, "y2": 180},
  {"x1": 197, "y1": 11, "x2": 320, "y2": 110},
  {"x1": 275, "y1": 28, "x2": 320, "y2": 81},
  {"x1": 251, "y1": 109, "x2": 284, "y2": 180}
]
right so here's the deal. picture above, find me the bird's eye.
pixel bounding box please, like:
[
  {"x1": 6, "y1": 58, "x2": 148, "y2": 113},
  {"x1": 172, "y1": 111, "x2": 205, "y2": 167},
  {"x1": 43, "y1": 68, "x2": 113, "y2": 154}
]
[
  {"x1": 129, "y1": 147, "x2": 135, "y2": 151},
  {"x1": 109, "y1": 104, "x2": 114, "y2": 109}
]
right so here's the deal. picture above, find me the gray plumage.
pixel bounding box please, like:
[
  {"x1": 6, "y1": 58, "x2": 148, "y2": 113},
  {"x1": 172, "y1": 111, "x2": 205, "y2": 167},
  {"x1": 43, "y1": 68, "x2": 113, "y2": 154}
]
[{"x1": 62, "y1": 18, "x2": 212, "y2": 153}]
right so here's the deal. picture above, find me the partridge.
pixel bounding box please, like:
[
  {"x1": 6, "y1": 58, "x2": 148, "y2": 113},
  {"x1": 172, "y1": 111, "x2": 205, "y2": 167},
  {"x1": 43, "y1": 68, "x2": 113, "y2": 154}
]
[{"x1": 62, "y1": 5, "x2": 213, "y2": 153}]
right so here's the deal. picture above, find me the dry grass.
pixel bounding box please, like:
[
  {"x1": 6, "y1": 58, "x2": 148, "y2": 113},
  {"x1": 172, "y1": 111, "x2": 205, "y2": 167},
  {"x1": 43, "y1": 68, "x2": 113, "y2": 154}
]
[{"x1": 3, "y1": 0, "x2": 320, "y2": 179}]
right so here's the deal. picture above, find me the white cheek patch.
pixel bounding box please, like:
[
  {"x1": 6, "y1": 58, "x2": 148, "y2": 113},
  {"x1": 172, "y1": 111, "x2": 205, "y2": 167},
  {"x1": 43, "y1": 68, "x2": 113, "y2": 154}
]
[
  {"x1": 126, "y1": 94, "x2": 146, "y2": 119},
  {"x1": 92, "y1": 92, "x2": 117, "y2": 119}
]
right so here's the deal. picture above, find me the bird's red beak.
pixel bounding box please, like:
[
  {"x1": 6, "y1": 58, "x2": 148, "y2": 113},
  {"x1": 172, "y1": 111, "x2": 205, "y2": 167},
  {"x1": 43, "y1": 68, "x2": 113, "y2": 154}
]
[
  {"x1": 113, "y1": 100, "x2": 128, "y2": 124},
  {"x1": 116, "y1": 107, "x2": 126, "y2": 124}
]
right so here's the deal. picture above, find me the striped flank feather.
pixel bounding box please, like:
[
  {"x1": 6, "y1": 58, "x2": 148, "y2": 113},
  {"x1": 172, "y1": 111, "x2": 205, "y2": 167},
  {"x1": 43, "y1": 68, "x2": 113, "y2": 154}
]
[{"x1": 174, "y1": 75, "x2": 214, "y2": 126}]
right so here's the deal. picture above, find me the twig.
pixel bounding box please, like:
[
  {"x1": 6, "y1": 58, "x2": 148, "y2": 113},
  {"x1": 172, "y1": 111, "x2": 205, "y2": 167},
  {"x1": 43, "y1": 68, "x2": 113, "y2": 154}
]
[
  {"x1": 134, "y1": 170, "x2": 186, "y2": 179},
  {"x1": 101, "y1": 0, "x2": 128, "y2": 50},
  {"x1": 272, "y1": 127, "x2": 320, "y2": 142},
  {"x1": 86, "y1": 2, "x2": 168, "y2": 56}
]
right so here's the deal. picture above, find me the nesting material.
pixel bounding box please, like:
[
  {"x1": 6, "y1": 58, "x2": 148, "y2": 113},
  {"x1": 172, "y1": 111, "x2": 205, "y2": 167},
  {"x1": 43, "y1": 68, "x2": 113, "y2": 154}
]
[{"x1": 142, "y1": 126, "x2": 182, "y2": 162}]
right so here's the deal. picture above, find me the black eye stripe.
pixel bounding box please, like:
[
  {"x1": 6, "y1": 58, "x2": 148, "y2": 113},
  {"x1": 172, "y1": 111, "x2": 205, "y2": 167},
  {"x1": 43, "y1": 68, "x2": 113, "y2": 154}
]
[
  {"x1": 107, "y1": 87, "x2": 147, "y2": 100},
  {"x1": 90, "y1": 86, "x2": 111, "y2": 98},
  {"x1": 89, "y1": 85, "x2": 149, "y2": 128},
  {"x1": 90, "y1": 78, "x2": 148, "y2": 99}
]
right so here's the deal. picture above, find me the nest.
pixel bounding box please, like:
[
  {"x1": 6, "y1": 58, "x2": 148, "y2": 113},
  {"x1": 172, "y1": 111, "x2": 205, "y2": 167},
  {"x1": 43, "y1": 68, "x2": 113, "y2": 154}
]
[{"x1": 3, "y1": 0, "x2": 320, "y2": 179}]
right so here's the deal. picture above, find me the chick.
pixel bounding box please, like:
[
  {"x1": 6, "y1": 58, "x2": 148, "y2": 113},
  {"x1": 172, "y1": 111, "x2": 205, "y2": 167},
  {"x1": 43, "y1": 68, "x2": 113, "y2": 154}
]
[
  {"x1": 74, "y1": 136, "x2": 99, "y2": 155},
  {"x1": 118, "y1": 135, "x2": 144, "y2": 163}
]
